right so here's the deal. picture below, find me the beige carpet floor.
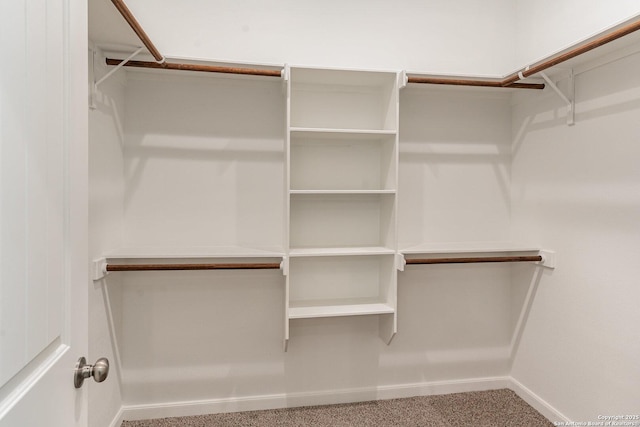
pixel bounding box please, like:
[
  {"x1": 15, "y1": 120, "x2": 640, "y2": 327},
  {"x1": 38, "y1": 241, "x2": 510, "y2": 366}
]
[{"x1": 121, "y1": 388, "x2": 554, "y2": 427}]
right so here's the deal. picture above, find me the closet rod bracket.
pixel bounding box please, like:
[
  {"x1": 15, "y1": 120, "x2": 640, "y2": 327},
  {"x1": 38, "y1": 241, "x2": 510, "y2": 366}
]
[
  {"x1": 538, "y1": 250, "x2": 556, "y2": 269},
  {"x1": 398, "y1": 71, "x2": 408, "y2": 90},
  {"x1": 90, "y1": 47, "x2": 144, "y2": 110},
  {"x1": 539, "y1": 70, "x2": 575, "y2": 126},
  {"x1": 92, "y1": 258, "x2": 108, "y2": 281}
]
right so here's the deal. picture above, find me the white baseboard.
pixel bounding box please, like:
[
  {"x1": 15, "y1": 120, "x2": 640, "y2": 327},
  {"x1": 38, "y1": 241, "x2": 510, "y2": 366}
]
[
  {"x1": 119, "y1": 376, "x2": 571, "y2": 424},
  {"x1": 121, "y1": 376, "x2": 510, "y2": 422},
  {"x1": 508, "y1": 377, "x2": 570, "y2": 423},
  {"x1": 108, "y1": 407, "x2": 124, "y2": 427}
]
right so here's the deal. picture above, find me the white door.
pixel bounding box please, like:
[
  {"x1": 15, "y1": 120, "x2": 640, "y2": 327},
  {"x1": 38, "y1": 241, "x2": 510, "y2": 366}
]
[{"x1": 0, "y1": 0, "x2": 89, "y2": 426}]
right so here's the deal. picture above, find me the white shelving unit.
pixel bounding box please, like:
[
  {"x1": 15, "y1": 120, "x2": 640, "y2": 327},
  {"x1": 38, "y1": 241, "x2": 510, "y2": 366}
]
[
  {"x1": 88, "y1": 63, "x2": 558, "y2": 350},
  {"x1": 284, "y1": 66, "x2": 401, "y2": 349}
]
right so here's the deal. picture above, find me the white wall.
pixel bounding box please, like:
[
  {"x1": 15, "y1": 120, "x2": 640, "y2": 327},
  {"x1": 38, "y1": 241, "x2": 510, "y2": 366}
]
[
  {"x1": 124, "y1": 0, "x2": 517, "y2": 76},
  {"x1": 398, "y1": 87, "x2": 512, "y2": 247},
  {"x1": 102, "y1": 1, "x2": 640, "y2": 76},
  {"x1": 515, "y1": 0, "x2": 640, "y2": 68},
  {"x1": 122, "y1": 72, "x2": 285, "y2": 250},
  {"x1": 510, "y1": 52, "x2": 640, "y2": 421},
  {"x1": 88, "y1": 49, "x2": 127, "y2": 427},
  {"x1": 87, "y1": 3, "x2": 640, "y2": 423}
]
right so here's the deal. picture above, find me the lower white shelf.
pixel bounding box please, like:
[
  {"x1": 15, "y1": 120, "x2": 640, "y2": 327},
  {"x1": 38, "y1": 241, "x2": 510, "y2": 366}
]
[
  {"x1": 288, "y1": 301, "x2": 395, "y2": 319},
  {"x1": 289, "y1": 246, "x2": 395, "y2": 257}
]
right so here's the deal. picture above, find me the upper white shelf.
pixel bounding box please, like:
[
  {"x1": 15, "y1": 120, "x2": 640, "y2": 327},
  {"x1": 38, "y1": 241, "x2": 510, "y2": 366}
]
[
  {"x1": 102, "y1": 245, "x2": 285, "y2": 259},
  {"x1": 400, "y1": 241, "x2": 541, "y2": 255},
  {"x1": 289, "y1": 66, "x2": 399, "y2": 87}
]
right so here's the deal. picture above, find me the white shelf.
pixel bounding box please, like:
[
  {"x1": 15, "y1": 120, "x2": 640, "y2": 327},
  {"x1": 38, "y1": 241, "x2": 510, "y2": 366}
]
[
  {"x1": 290, "y1": 190, "x2": 396, "y2": 195},
  {"x1": 289, "y1": 302, "x2": 395, "y2": 319},
  {"x1": 289, "y1": 246, "x2": 396, "y2": 257},
  {"x1": 103, "y1": 246, "x2": 285, "y2": 259},
  {"x1": 400, "y1": 241, "x2": 541, "y2": 255},
  {"x1": 289, "y1": 66, "x2": 399, "y2": 86},
  {"x1": 290, "y1": 127, "x2": 397, "y2": 138}
]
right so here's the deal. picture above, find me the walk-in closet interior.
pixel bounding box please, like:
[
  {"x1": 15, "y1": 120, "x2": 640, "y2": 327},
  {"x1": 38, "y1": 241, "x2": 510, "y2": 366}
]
[{"x1": 83, "y1": 1, "x2": 640, "y2": 426}]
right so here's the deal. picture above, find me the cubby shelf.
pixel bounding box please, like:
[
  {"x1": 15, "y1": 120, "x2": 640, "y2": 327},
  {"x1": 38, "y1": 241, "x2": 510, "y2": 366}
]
[
  {"x1": 289, "y1": 302, "x2": 395, "y2": 319},
  {"x1": 290, "y1": 130, "x2": 396, "y2": 192},
  {"x1": 289, "y1": 179, "x2": 396, "y2": 250}
]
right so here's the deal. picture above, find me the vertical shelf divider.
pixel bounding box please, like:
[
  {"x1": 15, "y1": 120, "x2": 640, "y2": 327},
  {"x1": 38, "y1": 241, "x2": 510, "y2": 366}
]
[{"x1": 283, "y1": 64, "x2": 291, "y2": 352}]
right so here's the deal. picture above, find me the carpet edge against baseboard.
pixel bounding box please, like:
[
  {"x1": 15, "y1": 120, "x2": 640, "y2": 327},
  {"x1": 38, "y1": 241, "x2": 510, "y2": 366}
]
[
  {"x1": 117, "y1": 376, "x2": 511, "y2": 422},
  {"x1": 108, "y1": 406, "x2": 125, "y2": 427},
  {"x1": 110, "y1": 376, "x2": 570, "y2": 426},
  {"x1": 509, "y1": 377, "x2": 571, "y2": 423}
]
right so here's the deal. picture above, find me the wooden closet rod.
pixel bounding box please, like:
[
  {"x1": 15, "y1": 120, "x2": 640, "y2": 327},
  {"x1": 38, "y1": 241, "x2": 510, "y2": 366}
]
[
  {"x1": 110, "y1": 0, "x2": 640, "y2": 87},
  {"x1": 105, "y1": 58, "x2": 282, "y2": 77},
  {"x1": 502, "y1": 17, "x2": 640, "y2": 86},
  {"x1": 406, "y1": 255, "x2": 543, "y2": 265},
  {"x1": 111, "y1": 0, "x2": 164, "y2": 63},
  {"x1": 410, "y1": 17, "x2": 640, "y2": 88},
  {"x1": 406, "y1": 77, "x2": 544, "y2": 90},
  {"x1": 106, "y1": 262, "x2": 281, "y2": 272}
]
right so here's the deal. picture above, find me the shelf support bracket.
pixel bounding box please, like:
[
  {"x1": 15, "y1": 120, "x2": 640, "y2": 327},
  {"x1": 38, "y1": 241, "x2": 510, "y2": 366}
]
[
  {"x1": 396, "y1": 253, "x2": 406, "y2": 271},
  {"x1": 92, "y1": 258, "x2": 108, "y2": 281},
  {"x1": 90, "y1": 47, "x2": 144, "y2": 109},
  {"x1": 539, "y1": 70, "x2": 575, "y2": 126},
  {"x1": 280, "y1": 256, "x2": 288, "y2": 276},
  {"x1": 398, "y1": 70, "x2": 408, "y2": 90},
  {"x1": 538, "y1": 250, "x2": 556, "y2": 269}
]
